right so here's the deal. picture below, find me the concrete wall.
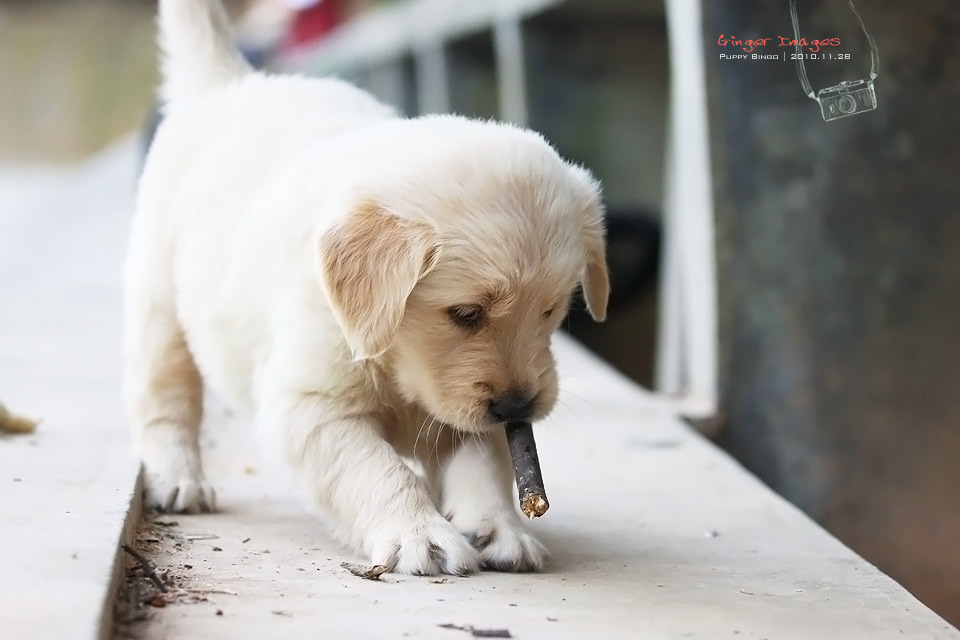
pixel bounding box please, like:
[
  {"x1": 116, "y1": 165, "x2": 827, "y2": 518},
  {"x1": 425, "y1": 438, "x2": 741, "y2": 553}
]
[{"x1": 704, "y1": 0, "x2": 960, "y2": 625}]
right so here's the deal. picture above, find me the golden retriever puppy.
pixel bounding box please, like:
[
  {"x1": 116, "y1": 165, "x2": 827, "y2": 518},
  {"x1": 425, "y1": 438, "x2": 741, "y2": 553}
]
[{"x1": 125, "y1": 0, "x2": 609, "y2": 575}]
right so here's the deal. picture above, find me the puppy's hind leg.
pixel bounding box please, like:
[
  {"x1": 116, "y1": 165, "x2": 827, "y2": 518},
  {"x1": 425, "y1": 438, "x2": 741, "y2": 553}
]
[{"x1": 124, "y1": 306, "x2": 214, "y2": 513}]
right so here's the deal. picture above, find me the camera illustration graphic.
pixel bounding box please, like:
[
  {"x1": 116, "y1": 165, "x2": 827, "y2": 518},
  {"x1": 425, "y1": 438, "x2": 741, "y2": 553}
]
[
  {"x1": 790, "y1": 0, "x2": 879, "y2": 122},
  {"x1": 816, "y1": 79, "x2": 877, "y2": 121}
]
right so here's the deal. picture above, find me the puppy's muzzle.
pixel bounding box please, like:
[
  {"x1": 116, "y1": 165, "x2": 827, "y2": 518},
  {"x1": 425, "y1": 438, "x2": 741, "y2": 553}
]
[{"x1": 487, "y1": 391, "x2": 536, "y2": 423}]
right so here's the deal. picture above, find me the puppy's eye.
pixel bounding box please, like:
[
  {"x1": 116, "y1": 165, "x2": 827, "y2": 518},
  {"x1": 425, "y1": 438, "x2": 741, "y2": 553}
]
[
  {"x1": 447, "y1": 305, "x2": 486, "y2": 330},
  {"x1": 542, "y1": 307, "x2": 555, "y2": 319}
]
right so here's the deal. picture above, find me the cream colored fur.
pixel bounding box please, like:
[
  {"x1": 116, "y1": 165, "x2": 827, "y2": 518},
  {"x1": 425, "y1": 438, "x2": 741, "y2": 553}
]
[{"x1": 125, "y1": 0, "x2": 609, "y2": 575}]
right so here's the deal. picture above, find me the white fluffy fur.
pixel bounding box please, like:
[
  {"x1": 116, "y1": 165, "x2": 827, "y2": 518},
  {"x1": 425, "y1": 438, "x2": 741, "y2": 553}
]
[{"x1": 125, "y1": 0, "x2": 609, "y2": 575}]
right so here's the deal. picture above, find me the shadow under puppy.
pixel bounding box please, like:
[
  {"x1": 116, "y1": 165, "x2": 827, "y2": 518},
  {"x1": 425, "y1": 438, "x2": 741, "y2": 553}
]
[{"x1": 125, "y1": 0, "x2": 609, "y2": 575}]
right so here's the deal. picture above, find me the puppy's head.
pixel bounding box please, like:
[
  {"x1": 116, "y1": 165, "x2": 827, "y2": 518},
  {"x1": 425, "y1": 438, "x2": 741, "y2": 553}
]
[{"x1": 318, "y1": 125, "x2": 608, "y2": 432}]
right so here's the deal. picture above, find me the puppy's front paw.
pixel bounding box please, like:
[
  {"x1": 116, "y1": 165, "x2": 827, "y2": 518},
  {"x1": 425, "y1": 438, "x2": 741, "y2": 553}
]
[
  {"x1": 367, "y1": 514, "x2": 480, "y2": 576},
  {"x1": 451, "y1": 512, "x2": 548, "y2": 572},
  {"x1": 143, "y1": 471, "x2": 217, "y2": 513}
]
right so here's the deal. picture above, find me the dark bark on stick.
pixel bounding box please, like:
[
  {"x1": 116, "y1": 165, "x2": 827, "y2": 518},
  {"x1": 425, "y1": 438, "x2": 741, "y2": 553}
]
[{"x1": 504, "y1": 421, "x2": 549, "y2": 518}]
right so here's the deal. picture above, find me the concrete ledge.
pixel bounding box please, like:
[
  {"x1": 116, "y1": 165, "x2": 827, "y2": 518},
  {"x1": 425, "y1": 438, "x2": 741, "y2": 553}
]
[
  {"x1": 1, "y1": 143, "x2": 956, "y2": 639},
  {"x1": 0, "y1": 140, "x2": 142, "y2": 640},
  {"x1": 115, "y1": 333, "x2": 957, "y2": 639}
]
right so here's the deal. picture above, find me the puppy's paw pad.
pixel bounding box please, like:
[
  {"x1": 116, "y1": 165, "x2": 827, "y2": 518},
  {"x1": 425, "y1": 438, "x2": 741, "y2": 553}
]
[
  {"x1": 481, "y1": 528, "x2": 548, "y2": 572},
  {"x1": 466, "y1": 526, "x2": 495, "y2": 550},
  {"x1": 143, "y1": 474, "x2": 217, "y2": 514},
  {"x1": 458, "y1": 516, "x2": 548, "y2": 572},
  {"x1": 369, "y1": 516, "x2": 480, "y2": 576}
]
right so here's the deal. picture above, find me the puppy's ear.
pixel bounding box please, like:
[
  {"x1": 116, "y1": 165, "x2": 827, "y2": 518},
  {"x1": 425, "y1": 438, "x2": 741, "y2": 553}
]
[
  {"x1": 581, "y1": 220, "x2": 610, "y2": 322},
  {"x1": 318, "y1": 202, "x2": 440, "y2": 359},
  {"x1": 571, "y1": 166, "x2": 610, "y2": 322}
]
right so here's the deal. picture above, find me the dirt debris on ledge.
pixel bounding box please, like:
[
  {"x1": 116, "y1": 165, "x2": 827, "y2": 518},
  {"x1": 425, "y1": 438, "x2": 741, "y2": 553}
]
[{"x1": 112, "y1": 516, "x2": 240, "y2": 637}]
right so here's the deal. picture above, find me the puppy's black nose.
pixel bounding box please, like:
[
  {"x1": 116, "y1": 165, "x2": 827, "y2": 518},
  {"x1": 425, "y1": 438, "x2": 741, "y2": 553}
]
[{"x1": 488, "y1": 392, "x2": 536, "y2": 423}]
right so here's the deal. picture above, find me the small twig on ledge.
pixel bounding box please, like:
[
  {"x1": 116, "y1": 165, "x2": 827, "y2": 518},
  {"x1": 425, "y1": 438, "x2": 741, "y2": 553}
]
[
  {"x1": 341, "y1": 562, "x2": 390, "y2": 581},
  {"x1": 439, "y1": 623, "x2": 513, "y2": 638},
  {"x1": 0, "y1": 402, "x2": 38, "y2": 434},
  {"x1": 180, "y1": 587, "x2": 238, "y2": 596},
  {"x1": 122, "y1": 544, "x2": 167, "y2": 593}
]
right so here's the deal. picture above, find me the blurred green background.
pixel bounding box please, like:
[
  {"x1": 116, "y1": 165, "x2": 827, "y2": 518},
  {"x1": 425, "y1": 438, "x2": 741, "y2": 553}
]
[{"x1": 0, "y1": 0, "x2": 157, "y2": 163}]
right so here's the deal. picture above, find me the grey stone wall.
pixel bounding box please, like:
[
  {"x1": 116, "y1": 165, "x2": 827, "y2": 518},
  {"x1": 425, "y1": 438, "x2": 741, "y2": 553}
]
[{"x1": 704, "y1": 0, "x2": 960, "y2": 624}]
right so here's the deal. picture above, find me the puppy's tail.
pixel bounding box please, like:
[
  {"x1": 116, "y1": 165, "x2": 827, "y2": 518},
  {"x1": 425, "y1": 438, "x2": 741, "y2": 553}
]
[{"x1": 158, "y1": 0, "x2": 251, "y2": 106}]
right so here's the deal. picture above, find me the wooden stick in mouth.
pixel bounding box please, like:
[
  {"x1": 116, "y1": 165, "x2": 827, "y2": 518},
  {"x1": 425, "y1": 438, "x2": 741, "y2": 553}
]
[{"x1": 504, "y1": 421, "x2": 549, "y2": 518}]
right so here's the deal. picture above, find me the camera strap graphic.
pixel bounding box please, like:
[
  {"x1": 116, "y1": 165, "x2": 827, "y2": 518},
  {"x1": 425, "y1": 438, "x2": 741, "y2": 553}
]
[{"x1": 790, "y1": 0, "x2": 879, "y2": 106}]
